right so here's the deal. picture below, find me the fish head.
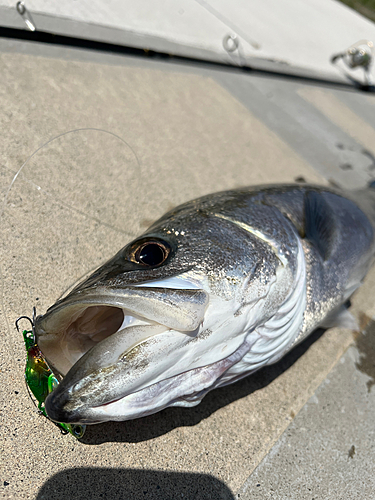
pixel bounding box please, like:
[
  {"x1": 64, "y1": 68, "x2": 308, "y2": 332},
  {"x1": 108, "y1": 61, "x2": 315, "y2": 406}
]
[{"x1": 36, "y1": 196, "x2": 297, "y2": 424}]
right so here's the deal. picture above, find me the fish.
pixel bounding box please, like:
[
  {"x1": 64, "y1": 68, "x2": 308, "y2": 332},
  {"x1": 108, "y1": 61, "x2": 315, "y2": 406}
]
[{"x1": 33, "y1": 184, "x2": 375, "y2": 425}]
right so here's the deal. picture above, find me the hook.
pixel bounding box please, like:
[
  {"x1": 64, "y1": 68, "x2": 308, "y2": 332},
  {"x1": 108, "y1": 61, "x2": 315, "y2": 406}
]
[{"x1": 15, "y1": 315, "x2": 34, "y2": 332}]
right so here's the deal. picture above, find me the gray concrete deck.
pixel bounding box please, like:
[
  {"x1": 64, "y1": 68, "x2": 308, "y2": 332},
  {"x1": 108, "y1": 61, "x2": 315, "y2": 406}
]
[
  {"x1": 238, "y1": 321, "x2": 375, "y2": 500},
  {"x1": 1, "y1": 37, "x2": 375, "y2": 499}
]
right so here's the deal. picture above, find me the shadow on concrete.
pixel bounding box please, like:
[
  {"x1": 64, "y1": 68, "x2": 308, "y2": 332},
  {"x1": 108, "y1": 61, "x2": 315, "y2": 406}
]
[
  {"x1": 80, "y1": 328, "x2": 326, "y2": 445},
  {"x1": 35, "y1": 467, "x2": 234, "y2": 500}
]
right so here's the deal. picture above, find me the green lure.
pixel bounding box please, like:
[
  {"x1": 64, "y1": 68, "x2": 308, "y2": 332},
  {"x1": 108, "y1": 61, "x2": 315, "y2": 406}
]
[{"x1": 21, "y1": 326, "x2": 85, "y2": 439}]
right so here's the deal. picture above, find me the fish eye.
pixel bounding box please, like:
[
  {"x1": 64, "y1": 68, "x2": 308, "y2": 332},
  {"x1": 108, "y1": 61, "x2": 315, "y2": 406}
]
[{"x1": 134, "y1": 240, "x2": 170, "y2": 267}]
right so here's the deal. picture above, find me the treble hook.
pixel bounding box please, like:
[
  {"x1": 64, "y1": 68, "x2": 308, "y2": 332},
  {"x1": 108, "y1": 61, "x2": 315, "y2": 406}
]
[
  {"x1": 15, "y1": 315, "x2": 34, "y2": 332},
  {"x1": 15, "y1": 306, "x2": 37, "y2": 332}
]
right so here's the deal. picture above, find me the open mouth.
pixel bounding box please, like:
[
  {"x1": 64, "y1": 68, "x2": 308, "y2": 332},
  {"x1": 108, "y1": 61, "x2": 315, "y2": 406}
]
[
  {"x1": 35, "y1": 284, "x2": 209, "y2": 376},
  {"x1": 34, "y1": 283, "x2": 210, "y2": 422},
  {"x1": 36, "y1": 303, "x2": 163, "y2": 377}
]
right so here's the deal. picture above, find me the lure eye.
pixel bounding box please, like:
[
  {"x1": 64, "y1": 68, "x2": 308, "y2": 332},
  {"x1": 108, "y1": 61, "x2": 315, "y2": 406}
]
[{"x1": 134, "y1": 241, "x2": 170, "y2": 266}]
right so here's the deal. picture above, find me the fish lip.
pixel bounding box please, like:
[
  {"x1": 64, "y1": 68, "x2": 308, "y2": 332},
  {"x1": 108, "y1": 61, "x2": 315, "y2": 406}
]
[
  {"x1": 37, "y1": 285, "x2": 208, "y2": 334},
  {"x1": 44, "y1": 387, "x2": 72, "y2": 423},
  {"x1": 37, "y1": 288, "x2": 155, "y2": 328},
  {"x1": 45, "y1": 385, "x2": 110, "y2": 425},
  {"x1": 44, "y1": 364, "x2": 131, "y2": 424},
  {"x1": 45, "y1": 391, "x2": 102, "y2": 425},
  {"x1": 45, "y1": 381, "x2": 132, "y2": 424}
]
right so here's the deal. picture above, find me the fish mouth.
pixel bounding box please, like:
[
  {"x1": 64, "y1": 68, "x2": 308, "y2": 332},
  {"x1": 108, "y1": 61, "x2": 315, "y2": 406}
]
[
  {"x1": 36, "y1": 302, "x2": 161, "y2": 378},
  {"x1": 36, "y1": 284, "x2": 208, "y2": 376},
  {"x1": 35, "y1": 282, "x2": 210, "y2": 423}
]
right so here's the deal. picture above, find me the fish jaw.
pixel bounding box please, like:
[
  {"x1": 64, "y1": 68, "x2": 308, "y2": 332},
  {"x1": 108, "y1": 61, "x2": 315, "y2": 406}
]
[
  {"x1": 35, "y1": 282, "x2": 209, "y2": 376},
  {"x1": 41, "y1": 290, "x2": 251, "y2": 424},
  {"x1": 45, "y1": 333, "x2": 257, "y2": 424}
]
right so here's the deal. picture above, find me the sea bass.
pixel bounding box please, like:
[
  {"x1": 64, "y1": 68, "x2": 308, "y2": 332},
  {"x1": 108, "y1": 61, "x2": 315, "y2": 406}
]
[{"x1": 34, "y1": 184, "x2": 375, "y2": 425}]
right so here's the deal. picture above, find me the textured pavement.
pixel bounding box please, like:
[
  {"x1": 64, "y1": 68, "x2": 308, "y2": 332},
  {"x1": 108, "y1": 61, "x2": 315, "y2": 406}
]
[
  {"x1": 238, "y1": 322, "x2": 375, "y2": 500},
  {"x1": 1, "y1": 37, "x2": 375, "y2": 499}
]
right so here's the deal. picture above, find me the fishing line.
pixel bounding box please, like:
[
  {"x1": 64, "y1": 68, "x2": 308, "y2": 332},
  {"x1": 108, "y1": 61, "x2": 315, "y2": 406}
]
[
  {"x1": 1, "y1": 127, "x2": 141, "y2": 207},
  {"x1": 0, "y1": 127, "x2": 140, "y2": 366}
]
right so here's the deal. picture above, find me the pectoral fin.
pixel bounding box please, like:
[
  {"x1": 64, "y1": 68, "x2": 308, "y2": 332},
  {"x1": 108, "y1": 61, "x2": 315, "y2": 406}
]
[{"x1": 320, "y1": 305, "x2": 359, "y2": 331}]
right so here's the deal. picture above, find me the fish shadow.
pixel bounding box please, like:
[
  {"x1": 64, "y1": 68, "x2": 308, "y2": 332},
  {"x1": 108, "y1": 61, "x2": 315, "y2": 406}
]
[
  {"x1": 35, "y1": 468, "x2": 234, "y2": 500},
  {"x1": 80, "y1": 328, "x2": 326, "y2": 445}
]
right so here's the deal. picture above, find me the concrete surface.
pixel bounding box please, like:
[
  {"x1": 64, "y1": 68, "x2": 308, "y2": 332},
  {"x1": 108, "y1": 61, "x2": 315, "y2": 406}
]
[
  {"x1": 0, "y1": 37, "x2": 375, "y2": 499},
  {"x1": 1, "y1": 0, "x2": 375, "y2": 84},
  {"x1": 237, "y1": 322, "x2": 375, "y2": 500}
]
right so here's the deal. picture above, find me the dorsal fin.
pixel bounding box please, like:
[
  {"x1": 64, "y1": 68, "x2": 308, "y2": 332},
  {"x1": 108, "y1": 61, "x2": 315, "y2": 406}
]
[{"x1": 304, "y1": 191, "x2": 337, "y2": 261}]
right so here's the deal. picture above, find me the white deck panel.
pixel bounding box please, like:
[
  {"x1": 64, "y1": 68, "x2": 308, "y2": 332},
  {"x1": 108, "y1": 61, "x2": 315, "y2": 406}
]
[{"x1": 1, "y1": 1, "x2": 375, "y2": 84}]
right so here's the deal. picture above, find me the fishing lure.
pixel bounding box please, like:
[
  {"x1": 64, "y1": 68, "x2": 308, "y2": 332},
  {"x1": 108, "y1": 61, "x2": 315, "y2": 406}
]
[{"x1": 16, "y1": 312, "x2": 85, "y2": 439}]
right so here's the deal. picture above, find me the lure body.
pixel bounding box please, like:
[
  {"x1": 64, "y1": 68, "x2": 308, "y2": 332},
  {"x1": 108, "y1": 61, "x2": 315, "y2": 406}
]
[{"x1": 22, "y1": 328, "x2": 85, "y2": 438}]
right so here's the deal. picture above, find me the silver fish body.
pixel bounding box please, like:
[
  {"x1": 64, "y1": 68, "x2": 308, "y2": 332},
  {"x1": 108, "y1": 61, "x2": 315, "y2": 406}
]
[{"x1": 34, "y1": 184, "x2": 375, "y2": 424}]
